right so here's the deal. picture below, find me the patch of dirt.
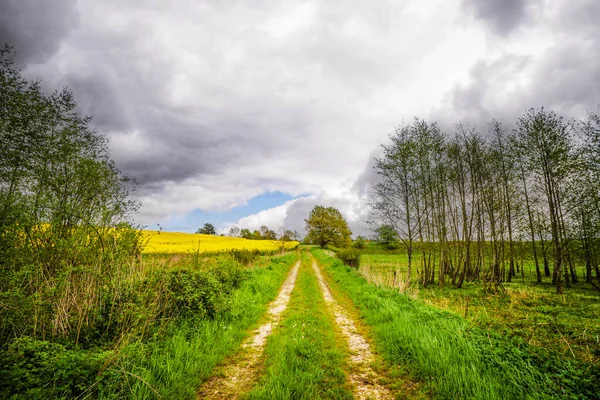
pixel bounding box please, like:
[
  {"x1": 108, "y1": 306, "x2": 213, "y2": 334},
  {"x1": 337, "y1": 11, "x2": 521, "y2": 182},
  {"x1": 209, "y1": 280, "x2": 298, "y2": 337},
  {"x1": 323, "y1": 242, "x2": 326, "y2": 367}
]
[
  {"x1": 311, "y1": 258, "x2": 394, "y2": 400},
  {"x1": 197, "y1": 261, "x2": 301, "y2": 399}
]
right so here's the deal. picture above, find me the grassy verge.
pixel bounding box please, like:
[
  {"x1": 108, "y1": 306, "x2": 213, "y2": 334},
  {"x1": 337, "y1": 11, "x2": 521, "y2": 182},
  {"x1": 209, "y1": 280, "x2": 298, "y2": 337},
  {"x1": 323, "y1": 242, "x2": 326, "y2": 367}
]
[
  {"x1": 313, "y1": 248, "x2": 599, "y2": 399},
  {"x1": 315, "y1": 256, "x2": 428, "y2": 399},
  {"x1": 246, "y1": 253, "x2": 353, "y2": 400},
  {"x1": 99, "y1": 253, "x2": 298, "y2": 399},
  {"x1": 361, "y1": 252, "x2": 600, "y2": 374}
]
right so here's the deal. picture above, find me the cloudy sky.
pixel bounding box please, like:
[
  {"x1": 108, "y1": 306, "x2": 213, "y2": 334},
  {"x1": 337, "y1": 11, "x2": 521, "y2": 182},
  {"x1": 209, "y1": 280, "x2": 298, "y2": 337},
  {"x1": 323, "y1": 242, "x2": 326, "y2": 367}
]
[{"x1": 2, "y1": 0, "x2": 598, "y2": 236}]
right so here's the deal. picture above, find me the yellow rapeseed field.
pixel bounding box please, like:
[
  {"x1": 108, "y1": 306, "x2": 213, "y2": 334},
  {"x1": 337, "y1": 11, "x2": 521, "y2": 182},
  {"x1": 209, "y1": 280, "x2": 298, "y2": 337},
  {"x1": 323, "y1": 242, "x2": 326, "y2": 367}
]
[{"x1": 141, "y1": 231, "x2": 299, "y2": 254}]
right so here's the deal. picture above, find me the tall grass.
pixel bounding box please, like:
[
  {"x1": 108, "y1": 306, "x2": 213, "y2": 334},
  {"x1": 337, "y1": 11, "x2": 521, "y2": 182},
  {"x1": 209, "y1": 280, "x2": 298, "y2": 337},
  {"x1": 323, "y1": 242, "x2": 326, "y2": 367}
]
[{"x1": 312, "y1": 249, "x2": 565, "y2": 400}]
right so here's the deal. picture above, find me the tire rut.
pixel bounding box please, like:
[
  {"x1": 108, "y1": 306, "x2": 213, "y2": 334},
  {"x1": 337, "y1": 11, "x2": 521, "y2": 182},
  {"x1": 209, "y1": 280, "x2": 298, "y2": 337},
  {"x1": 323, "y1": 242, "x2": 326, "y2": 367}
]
[
  {"x1": 197, "y1": 260, "x2": 301, "y2": 399},
  {"x1": 311, "y1": 257, "x2": 393, "y2": 400}
]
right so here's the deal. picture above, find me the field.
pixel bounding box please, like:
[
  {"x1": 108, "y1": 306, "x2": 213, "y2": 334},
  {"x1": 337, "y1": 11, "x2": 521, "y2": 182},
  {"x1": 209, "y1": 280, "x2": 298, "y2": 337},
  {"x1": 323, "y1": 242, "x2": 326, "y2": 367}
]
[
  {"x1": 142, "y1": 230, "x2": 299, "y2": 254},
  {"x1": 360, "y1": 248, "x2": 600, "y2": 381}
]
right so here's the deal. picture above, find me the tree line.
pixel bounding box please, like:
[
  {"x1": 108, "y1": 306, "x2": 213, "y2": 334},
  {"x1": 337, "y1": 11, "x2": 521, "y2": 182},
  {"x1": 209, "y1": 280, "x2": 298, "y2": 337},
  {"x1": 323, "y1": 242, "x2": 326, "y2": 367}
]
[
  {"x1": 370, "y1": 107, "x2": 600, "y2": 294},
  {"x1": 196, "y1": 222, "x2": 299, "y2": 242}
]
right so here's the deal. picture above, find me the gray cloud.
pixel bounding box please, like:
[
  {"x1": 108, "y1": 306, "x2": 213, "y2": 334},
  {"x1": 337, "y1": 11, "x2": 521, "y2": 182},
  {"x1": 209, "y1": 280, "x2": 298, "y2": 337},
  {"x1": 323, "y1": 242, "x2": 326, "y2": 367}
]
[
  {"x1": 0, "y1": 0, "x2": 79, "y2": 64},
  {"x1": 442, "y1": 0, "x2": 600, "y2": 131},
  {"x1": 5, "y1": 0, "x2": 598, "y2": 231},
  {"x1": 462, "y1": 0, "x2": 533, "y2": 36}
]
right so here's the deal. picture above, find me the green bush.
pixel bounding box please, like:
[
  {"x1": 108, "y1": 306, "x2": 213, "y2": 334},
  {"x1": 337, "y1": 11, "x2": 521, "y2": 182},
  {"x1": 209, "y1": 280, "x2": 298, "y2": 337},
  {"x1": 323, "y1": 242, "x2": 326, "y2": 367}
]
[
  {"x1": 161, "y1": 256, "x2": 247, "y2": 319},
  {"x1": 0, "y1": 336, "x2": 115, "y2": 399},
  {"x1": 229, "y1": 249, "x2": 261, "y2": 265},
  {"x1": 352, "y1": 236, "x2": 366, "y2": 249},
  {"x1": 336, "y1": 248, "x2": 361, "y2": 268}
]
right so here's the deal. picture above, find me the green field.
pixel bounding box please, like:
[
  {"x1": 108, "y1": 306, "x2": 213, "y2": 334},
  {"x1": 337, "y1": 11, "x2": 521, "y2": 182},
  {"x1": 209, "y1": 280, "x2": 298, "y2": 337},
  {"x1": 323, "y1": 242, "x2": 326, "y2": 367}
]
[{"x1": 358, "y1": 247, "x2": 600, "y2": 392}]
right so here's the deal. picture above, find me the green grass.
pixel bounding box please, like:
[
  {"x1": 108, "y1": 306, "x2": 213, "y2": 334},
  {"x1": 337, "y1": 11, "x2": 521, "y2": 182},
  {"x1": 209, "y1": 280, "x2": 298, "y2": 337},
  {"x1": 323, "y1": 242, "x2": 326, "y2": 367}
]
[
  {"x1": 361, "y1": 252, "x2": 600, "y2": 365},
  {"x1": 246, "y1": 253, "x2": 353, "y2": 400},
  {"x1": 313, "y1": 248, "x2": 599, "y2": 399},
  {"x1": 98, "y1": 254, "x2": 298, "y2": 399}
]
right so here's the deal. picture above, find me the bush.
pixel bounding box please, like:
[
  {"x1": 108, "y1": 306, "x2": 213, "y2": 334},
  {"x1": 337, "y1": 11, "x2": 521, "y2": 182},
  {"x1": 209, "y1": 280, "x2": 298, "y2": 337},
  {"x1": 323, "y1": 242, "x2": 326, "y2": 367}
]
[
  {"x1": 0, "y1": 336, "x2": 115, "y2": 399},
  {"x1": 161, "y1": 256, "x2": 248, "y2": 319},
  {"x1": 229, "y1": 249, "x2": 261, "y2": 265},
  {"x1": 352, "y1": 236, "x2": 366, "y2": 249},
  {"x1": 336, "y1": 248, "x2": 361, "y2": 268}
]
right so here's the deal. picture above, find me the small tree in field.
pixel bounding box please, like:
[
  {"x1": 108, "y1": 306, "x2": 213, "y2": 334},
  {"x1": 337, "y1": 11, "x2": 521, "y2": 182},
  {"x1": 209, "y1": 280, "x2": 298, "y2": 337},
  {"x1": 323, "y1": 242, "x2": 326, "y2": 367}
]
[
  {"x1": 305, "y1": 206, "x2": 352, "y2": 248},
  {"x1": 196, "y1": 223, "x2": 216, "y2": 235},
  {"x1": 240, "y1": 228, "x2": 252, "y2": 239},
  {"x1": 278, "y1": 227, "x2": 294, "y2": 254}
]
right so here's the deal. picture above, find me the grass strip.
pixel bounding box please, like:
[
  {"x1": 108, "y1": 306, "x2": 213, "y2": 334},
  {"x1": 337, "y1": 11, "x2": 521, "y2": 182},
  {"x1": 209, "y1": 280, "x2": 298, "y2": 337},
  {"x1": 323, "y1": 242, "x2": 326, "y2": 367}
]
[
  {"x1": 99, "y1": 254, "x2": 298, "y2": 399},
  {"x1": 312, "y1": 248, "x2": 568, "y2": 400},
  {"x1": 246, "y1": 253, "x2": 353, "y2": 400}
]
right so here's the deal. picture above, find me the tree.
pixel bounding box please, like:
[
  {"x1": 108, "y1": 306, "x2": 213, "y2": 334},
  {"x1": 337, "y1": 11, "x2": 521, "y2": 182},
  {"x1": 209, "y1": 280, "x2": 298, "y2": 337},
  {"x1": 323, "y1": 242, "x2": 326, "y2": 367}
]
[
  {"x1": 240, "y1": 228, "x2": 252, "y2": 239},
  {"x1": 278, "y1": 227, "x2": 295, "y2": 253},
  {"x1": 228, "y1": 225, "x2": 240, "y2": 237},
  {"x1": 259, "y1": 225, "x2": 269, "y2": 238},
  {"x1": 305, "y1": 206, "x2": 352, "y2": 248},
  {"x1": 196, "y1": 223, "x2": 216, "y2": 235},
  {"x1": 279, "y1": 229, "x2": 295, "y2": 242},
  {"x1": 374, "y1": 225, "x2": 399, "y2": 249},
  {"x1": 514, "y1": 108, "x2": 576, "y2": 294},
  {"x1": 0, "y1": 45, "x2": 140, "y2": 342},
  {"x1": 264, "y1": 229, "x2": 277, "y2": 240}
]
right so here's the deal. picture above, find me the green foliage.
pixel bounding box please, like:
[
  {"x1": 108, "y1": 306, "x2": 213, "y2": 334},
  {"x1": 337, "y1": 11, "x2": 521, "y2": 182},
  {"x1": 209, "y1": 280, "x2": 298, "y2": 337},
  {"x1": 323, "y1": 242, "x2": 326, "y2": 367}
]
[
  {"x1": 240, "y1": 228, "x2": 252, "y2": 239},
  {"x1": 196, "y1": 223, "x2": 216, "y2": 235},
  {"x1": 374, "y1": 225, "x2": 400, "y2": 249},
  {"x1": 260, "y1": 225, "x2": 277, "y2": 240},
  {"x1": 0, "y1": 45, "x2": 141, "y2": 346},
  {"x1": 352, "y1": 236, "x2": 366, "y2": 249},
  {"x1": 229, "y1": 248, "x2": 260, "y2": 265},
  {"x1": 0, "y1": 337, "x2": 116, "y2": 399},
  {"x1": 304, "y1": 205, "x2": 352, "y2": 248},
  {"x1": 99, "y1": 254, "x2": 299, "y2": 399},
  {"x1": 238, "y1": 225, "x2": 281, "y2": 241},
  {"x1": 336, "y1": 248, "x2": 362, "y2": 268}
]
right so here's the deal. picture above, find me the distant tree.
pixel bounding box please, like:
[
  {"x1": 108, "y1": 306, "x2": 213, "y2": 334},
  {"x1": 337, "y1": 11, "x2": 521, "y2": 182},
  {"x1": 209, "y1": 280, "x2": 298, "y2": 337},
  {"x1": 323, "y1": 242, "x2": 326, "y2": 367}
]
[
  {"x1": 240, "y1": 228, "x2": 252, "y2": 239},
  {"x1": 259, "y1": 225, "x2": 269, "y2": 238},
  {"x1": 352, "y1": 236, "x2": 366, "y2": 249},
  {"x1": 277, "y1": 227, "x2": 294, "y2": 253},
  {"x1": 305, "y1": 206, "x2": 352, "y2": 248},
  {"x1": 196, "y1": 223, "x2": 216, "y2": 235},
  {"x1": 228, "y1": 225, "x2": 240, "y2": 237},
  {"x1": 252, "y1": 230, "x2": 262, "y2": 240},
  {"x1": 264, "y1": 229, "x2": 277, "y2": 240},
  {"x1": 279, "y1": 229, "x2": 295, "y2": 242},
  {"x1": 374, "y1": 225, "x2": 399, "y2": 249}
]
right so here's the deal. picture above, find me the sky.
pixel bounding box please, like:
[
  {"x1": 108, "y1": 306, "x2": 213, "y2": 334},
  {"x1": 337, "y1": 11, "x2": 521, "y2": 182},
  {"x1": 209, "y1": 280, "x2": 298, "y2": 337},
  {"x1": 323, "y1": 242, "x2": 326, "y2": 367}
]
[{"x1": 1, "y1": 0, "x2": 599, "y2": 237}]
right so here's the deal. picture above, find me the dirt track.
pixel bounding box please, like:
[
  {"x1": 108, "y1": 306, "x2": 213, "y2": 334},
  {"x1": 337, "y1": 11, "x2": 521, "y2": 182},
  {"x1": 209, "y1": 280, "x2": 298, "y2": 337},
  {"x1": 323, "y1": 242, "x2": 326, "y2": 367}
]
[
  {"x1": 311, "y1": 257, "x2": 393, "y2": 400},
  {"x1": 197, "y1": 260, "x2": 301, "y2": 399}
]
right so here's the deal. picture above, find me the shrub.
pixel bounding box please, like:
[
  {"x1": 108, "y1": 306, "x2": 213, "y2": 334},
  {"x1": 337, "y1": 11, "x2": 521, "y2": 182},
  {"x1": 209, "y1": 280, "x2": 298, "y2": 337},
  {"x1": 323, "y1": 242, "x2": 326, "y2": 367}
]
[
  {"x1": 352, "y1": 236, "x2": 366, "y2": 249},
  {"x1": 0, "y1": 336, "x2": 114, "y2": 399},
  {"x1": 336, "y1": 248, "x2": 361, "y2": 268},
  {"x1": 229, "y1": 249, "x2": 260, "y2": 266}
]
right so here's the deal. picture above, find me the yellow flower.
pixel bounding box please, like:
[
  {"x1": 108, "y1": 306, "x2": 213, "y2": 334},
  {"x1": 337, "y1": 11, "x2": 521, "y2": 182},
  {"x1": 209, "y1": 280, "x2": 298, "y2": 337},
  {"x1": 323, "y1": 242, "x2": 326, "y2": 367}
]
[{"x1": 141, "y1": 231, "x2": 299, "y2": 254}]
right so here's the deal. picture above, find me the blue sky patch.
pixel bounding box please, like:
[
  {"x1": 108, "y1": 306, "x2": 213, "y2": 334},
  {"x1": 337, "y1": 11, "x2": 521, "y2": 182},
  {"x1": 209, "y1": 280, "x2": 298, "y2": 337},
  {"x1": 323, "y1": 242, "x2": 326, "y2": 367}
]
[{"x1": 156, "y1": 191, "x2": 298, "y2": 233}]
